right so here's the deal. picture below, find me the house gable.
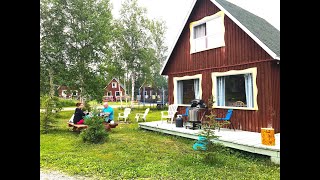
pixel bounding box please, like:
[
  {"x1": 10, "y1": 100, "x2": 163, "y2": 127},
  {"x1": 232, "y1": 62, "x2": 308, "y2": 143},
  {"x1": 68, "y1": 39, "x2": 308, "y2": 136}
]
[
  {"x1": 104, "y1": 78, "x2": 126, "y2": 90},
  {"x1": 159, "y1": 0, "x2": 280, "y2": 133},
  {"x1": 160, "y1": 0, "x2": 280, "y2": 75},
  {"x1": 104, "y1": 78, "x2": 126, "y2": 97}
]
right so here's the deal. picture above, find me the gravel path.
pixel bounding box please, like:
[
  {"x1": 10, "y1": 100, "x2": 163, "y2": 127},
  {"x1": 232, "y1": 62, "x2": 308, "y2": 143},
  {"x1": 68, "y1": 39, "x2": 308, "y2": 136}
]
[{"x1": 40, "y1": 170, "x2": 91, "y2": 180}]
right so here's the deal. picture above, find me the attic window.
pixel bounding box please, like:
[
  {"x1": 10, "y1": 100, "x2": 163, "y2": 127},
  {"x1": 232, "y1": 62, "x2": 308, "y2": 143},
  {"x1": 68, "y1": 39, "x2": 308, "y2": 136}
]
[
  {"x1": 112, "y1": 82, "x2": 117, "y2": 88},
  {"x1": 190, "y1": 11, "x2": 225, "y2": 53}
]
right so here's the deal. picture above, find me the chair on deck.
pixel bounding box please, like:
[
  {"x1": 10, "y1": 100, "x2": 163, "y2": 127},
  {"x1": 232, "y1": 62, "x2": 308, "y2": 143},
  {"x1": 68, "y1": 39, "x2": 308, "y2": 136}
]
[
  {"x1": 179, "y1": 106, "x2": 189, "y2": 124},
  {"x1": 118, "y1": 108, "x2": 131, "y2": 122},
  {"x1": 215, "y1": 109, "x2": 235, "y2": 131},
  {"x1": 135, "y1": 108, "x2": 150, "y2": 122},
  {"x1": 161, "y1": 104, "x2": 178, "y2": 124}
]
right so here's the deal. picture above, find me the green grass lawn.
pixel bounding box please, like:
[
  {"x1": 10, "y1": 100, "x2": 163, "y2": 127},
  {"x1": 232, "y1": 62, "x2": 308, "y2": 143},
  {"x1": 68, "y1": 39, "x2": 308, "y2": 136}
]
[{"x1": 40, "y1": 108, "x2": 280, "y2": 179}]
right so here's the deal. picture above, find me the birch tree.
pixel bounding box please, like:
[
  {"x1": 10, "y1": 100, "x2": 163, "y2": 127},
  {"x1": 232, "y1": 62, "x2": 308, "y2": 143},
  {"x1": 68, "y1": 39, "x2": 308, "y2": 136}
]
[
  {"x1": 40, "y1": 0, "x2": 113, "y2": 101},
  {"x1": 40, "y1": 0, "x2": 68, "y2": 96},
  {"x1": 115, "y1": 0, "x2": 168, "y2": 107},
  {"x1": 62, "y1": 0, "x2": 113, "y2": 102}
]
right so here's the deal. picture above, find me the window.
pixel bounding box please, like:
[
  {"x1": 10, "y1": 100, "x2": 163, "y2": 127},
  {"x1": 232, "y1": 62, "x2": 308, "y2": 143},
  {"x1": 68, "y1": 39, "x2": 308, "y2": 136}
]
[
  {"x1": 61, "y1": 90, "x2": 67, "y2": 97},
  {"x1": 190, "y1": 11, "x2": 225, "y2": 53},
  {"x1": 72, "y1": 90, "x2": 78, "y2": 96},
  {"x1": 211, "y1": 68, "x2": 258, "y2": 110},
  {"x1": 115, "y1": 91, "x2": 122, "y2": 97},
  {"x1": 173, "y1": 74, "x2": 202, "y2": 105},
  {"x1": 107, "y1": 91, "x2": 112, "y2": 96},
  {"x1": 112, "y1": 82, "x2": 117, "y2": 88}
]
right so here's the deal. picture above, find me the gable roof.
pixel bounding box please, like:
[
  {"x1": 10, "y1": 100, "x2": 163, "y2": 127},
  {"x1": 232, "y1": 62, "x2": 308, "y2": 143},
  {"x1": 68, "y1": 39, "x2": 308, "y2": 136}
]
[
  {"x1": 160, "y1": 0, "x2": 280, "y2": 75},
  {"x1": 104, "y1": 78, "x2": 126, "y2": 90}
]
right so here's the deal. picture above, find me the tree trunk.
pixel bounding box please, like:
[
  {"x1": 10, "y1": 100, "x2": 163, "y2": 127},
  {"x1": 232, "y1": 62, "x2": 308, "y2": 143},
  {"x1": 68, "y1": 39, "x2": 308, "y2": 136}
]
[
  {"x1": 79, "y1": 76, "x2": 85, "y2": 104},
  {"x1": 118, "y1": 77, "x2": 123, "y2": 108},
  {"x1": 48, "y1": 68, "x2": 55, "y2": 97},
  {"x1": 124, "y1": 76, "x2": 128, "y2": 105},
  {"x1": 131, "y1": 74, "x2": 135, "y2": 108}
]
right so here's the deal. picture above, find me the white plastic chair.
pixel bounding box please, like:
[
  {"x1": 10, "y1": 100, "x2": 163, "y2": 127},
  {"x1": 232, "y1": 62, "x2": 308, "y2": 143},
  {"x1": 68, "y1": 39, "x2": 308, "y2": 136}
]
[
  {"x1": 68, "y1": 114, "x2": 74, "y2": 123},
  {"x1": 118, "y1": 108, "x2": 131, "y2": 122},
  {"x1": 161, "y1": 104, "x2": 178, "y2": 124},
  {"x1": 135, "y1": 108, "x2": 150, "y2": 122}
]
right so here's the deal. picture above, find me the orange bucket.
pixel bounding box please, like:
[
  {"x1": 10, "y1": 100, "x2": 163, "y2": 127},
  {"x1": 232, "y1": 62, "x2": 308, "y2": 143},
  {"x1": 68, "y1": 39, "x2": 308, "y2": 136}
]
[{"x1": 261, "y1": 128, "x2": 275, "y2": 146}]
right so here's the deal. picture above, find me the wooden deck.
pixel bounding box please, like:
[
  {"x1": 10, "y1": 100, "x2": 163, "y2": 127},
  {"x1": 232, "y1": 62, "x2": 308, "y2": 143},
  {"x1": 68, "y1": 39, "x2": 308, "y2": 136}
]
[{"x1": 138, "y1": 121, "x2": 280, "y2": 164}]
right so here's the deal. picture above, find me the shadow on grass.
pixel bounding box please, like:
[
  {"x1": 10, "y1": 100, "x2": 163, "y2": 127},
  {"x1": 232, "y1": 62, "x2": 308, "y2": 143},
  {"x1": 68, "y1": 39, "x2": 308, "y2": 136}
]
[{"x1": 47, "y1": 127, "x2": 81, "y2": 135}]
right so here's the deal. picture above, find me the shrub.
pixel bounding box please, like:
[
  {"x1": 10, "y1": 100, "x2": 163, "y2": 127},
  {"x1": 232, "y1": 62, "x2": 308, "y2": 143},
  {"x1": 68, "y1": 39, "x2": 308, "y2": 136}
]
[
  {"x1": 40, "y1": 95, "x2": 63, "y2": 134},
  {"x1": 194, "y1": 97, "x2": 230, "y2": 164},
  {"x1": 48, "y1": 98, "x2": 77, "y2": 108},
  {"x1": 80, "y1": 108, "x2": 108, "y2": 144},
  {"x1": 82, "y1": 102, "x2": 92, "y2": 112}
]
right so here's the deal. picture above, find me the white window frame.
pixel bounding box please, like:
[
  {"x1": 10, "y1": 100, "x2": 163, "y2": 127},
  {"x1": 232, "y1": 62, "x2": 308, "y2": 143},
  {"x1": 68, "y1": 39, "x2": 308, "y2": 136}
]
[
  {"x1": 61, "y1": 90, "x2": 67, "y2": 97},
  {"x1": 115, "y1": 91, "x2": 122, "y2": 97},
  {"x1": 173, "y1": 74, "x2": 202, "y2": 106},
  {"x1": 211, "y1": 67, "x2": 258, "y2": 110},
  {"x1": 190, "y1": 11, "x2": 225, "y2": 54},
  {"x1": 112, "y1": 82, "x2": 117, "y2": 88}
]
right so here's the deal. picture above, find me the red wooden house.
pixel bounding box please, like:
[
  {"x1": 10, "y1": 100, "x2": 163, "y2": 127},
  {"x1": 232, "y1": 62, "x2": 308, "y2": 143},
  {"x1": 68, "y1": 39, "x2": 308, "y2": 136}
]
[
  {"x1": 160, "y1": 0, "x2": 280, "y2": 133},
  {"x1": 103, "y1": 78, "x2": 126, "y2": 101},
  {"x1": 138, "y1": 85, "x2": 162, "y2": 102},
  {"x1": 57, "y1": 85, "x2": 79, "y2": 99}
]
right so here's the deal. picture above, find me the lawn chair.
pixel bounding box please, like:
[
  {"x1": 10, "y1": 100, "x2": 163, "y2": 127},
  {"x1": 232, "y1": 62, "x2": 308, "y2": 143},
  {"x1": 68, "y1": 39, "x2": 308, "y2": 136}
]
[
  {"x1": 161, "y1": 104, "x2": 178, "y2": 124},
  {"x1": 181, "y1": 106, "x2": 189, "y2": 121},
  {"x1": 215, "y1": 109, "x2": 235, "y2": 131},
  {"x1": 135, "y1": 108, "x2": 150, "y2": 122},
  {"x1": 68, "y1": 114, "x2": 74, "y2": 123},
  {"x1": 178, "y1": 106, "x2": 189, "y2": 126},
  {"x1": 118, "y1": 108, "x2": 131, "y2": 122}
]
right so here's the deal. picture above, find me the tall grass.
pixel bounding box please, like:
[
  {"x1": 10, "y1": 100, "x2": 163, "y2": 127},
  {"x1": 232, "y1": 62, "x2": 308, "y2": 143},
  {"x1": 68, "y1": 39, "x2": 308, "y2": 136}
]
[{"x1": 40, "y1": 109, "x2": 280, "y2": 179}]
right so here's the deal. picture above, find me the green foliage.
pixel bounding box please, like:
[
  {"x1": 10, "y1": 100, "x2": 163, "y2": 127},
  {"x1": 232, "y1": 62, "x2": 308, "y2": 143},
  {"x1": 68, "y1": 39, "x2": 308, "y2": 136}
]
[
  {"x1": 80, "y1": 108, "x2": 108, "y2": 144},
  {"x1": 40, "y1": 95, "x2": 63, "y2": 134},
  {"x1": 40, "y1": 0, "x2": 113, "y2": 100},
  {"x1": 82, "y1": 102, "x2": 92, "y2": 112},
  {"x1": 56, "y1": 98, "x2": 78, "y2": 108}
]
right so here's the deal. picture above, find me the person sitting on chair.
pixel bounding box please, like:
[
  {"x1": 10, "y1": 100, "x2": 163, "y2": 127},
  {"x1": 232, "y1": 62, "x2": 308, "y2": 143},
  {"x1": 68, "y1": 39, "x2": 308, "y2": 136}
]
[
  {"x1": 101, "y1": 102, "x2": 118, "y2": 131},
  {"x1": 73, "y1": 102, "x2": 86, "y2": 124},
  {"x1": 102, "y1": 102, "x2": 114, "y2": 123}
]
